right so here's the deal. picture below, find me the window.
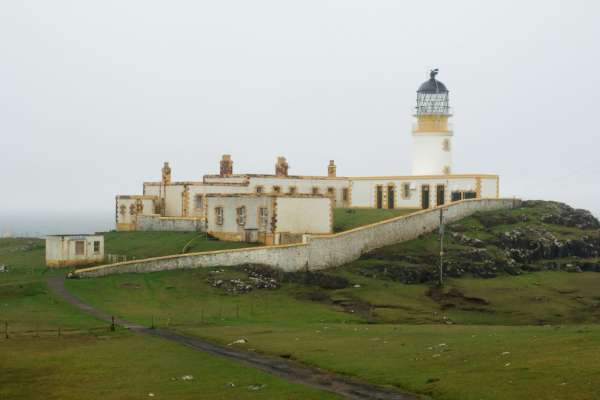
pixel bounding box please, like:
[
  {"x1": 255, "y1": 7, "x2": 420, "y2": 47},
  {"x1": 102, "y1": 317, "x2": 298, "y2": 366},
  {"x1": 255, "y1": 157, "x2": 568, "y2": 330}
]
[
  {"x1": 442, "y1": 138, "x2": 451, "y2": 151},
  {"x1": 342, "y1": 188, "x2": 349, "y2": 201},
  {"x1": 255, "y1": 186, "x2": 264, "y2": 194},
  {"x1": 259, "y1": 207, "x2": 269, "y2": 229},
  {"x1": 327, "y1": 187, "x2": 335, "y2": 197},
  {"x1": 119, "y1": 204, "x2": 126, "y2": 216},
  {"x1": 215, "y1": 207, "x2": 224, "y2": 225},
  {"x1": 288, "y1": 186, "x2": 297, "y2": 195},
  {"x1": 464, "y1": 191, "x2": 477, "y2": 199},
  {"x1": 194, "y1": 194, "x2": 204, "y2": 209},
  {"x1": 129, "y1": 204, "x2": 136, "y2": 215},
  {"x1": 451, "y1": 191, "x2": 462, "y2": 202},
  {"x1": 272, "y1": 185, "x2": 281, "y2": 194},
  {"x1": 236, "y1": 206, "x2": 246, "y2": 226},
  {"x1": 75, "y1": 241, "x2": 85, "y2": 256},
  {"x1": 402, "y1": 183, "x2": 411, "y2": 199},
  {"x1": 312, "y1": 187, "x2": 320, "y2": 195},
  {"x1": 93, "y1": 241, "x2": 100, "y2": 254}
]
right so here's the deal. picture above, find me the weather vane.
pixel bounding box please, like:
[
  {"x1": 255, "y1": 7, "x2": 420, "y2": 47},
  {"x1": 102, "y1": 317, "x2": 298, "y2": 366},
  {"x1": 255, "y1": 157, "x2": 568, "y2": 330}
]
[{"x1": 430, "y1": 68, "x2": 439, "y2": 79}]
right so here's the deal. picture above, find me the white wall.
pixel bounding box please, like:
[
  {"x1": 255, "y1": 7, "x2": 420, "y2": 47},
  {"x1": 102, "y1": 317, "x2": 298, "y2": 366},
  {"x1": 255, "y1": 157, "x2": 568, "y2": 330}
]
[
  {"x1": 247, "y1": 177, "x2": 350, "y2": 206},
  {"x1": 412, "y1": 132, "x2": 453, "y2": 175},
  {"x1": 275, "y1": 197, "x2": 332, "y2": 234},
  {"x1": 206, "y1": 196, "x2": 273, "y2": 234}
]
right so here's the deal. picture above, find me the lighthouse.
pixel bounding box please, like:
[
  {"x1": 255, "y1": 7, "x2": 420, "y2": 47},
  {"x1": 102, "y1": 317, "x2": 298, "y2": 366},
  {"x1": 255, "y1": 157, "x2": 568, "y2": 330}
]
[{"x1": 411, "y1": 69, "x2": 453, "y2": 176}]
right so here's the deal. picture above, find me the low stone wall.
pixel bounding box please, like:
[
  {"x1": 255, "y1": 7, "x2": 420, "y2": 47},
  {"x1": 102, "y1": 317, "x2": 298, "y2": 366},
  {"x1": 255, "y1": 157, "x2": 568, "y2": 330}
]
[
  {"x1": 136, "y1": 215, "x2": 205, "y2": 232},
  {"x1": 305, "y1": 198, "x2": 520, "y2": 269},
  {"x1": 73, "y1": 198, "x2": 520, "y2": 278}
]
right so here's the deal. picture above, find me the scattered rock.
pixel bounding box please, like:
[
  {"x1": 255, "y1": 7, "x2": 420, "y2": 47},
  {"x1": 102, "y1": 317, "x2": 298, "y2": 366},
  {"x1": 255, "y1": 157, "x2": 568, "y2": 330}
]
[
  {"x1": 228, "y1": 338, "x2": 248, "y2": 346},
  {"x1": 247, "y1": 384, "x2": 266, "y2": 391}
]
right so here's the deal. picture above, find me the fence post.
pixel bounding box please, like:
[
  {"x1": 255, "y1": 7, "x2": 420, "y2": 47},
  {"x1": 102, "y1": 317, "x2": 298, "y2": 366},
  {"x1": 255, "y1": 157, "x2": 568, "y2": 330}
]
[{"x1": 111, "y1": 316, "x2": 116, "y2": 332}]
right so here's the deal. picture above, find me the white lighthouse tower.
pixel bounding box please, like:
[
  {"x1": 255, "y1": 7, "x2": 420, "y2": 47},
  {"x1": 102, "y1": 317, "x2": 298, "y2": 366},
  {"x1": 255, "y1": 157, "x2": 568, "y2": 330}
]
[{"x1": 411, "y1": 69, "x2": 453, "y2": 176}]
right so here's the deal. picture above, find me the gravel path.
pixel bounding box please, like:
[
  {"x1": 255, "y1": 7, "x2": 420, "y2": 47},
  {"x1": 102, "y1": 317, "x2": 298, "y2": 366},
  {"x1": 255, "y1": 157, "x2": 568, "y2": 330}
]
[{"x1": 47, "y1": 275, "x2": 422, "y2": 400}]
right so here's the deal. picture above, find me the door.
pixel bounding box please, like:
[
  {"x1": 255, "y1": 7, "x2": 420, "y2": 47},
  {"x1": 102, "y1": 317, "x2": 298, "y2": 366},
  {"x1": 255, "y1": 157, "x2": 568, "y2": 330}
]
[
  {"x1": 436, "y1": 184, "x2": 445, "y2": 206},
  {"x1": 376, "y1": 186, "x2": 383, "y2": 209},
  {"x1": 387, "y1": 186, "x2": 395, "y2": 209},
  {"x1": 421, "y1": 185, "x2": 430, "y2": 209}
]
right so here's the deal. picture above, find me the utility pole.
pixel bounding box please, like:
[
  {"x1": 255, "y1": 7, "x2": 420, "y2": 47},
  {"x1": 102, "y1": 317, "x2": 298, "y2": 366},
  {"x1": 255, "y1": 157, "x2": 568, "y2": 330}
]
[{"x1": 438, "y1": 207, "x2": 445, "y2": 286}]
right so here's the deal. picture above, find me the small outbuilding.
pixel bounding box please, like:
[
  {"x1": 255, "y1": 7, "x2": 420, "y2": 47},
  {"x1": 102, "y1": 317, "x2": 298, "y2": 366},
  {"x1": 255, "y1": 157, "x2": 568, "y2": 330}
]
[{"x1": 45, "y1": 234, "x2": 104, "y2": 268}]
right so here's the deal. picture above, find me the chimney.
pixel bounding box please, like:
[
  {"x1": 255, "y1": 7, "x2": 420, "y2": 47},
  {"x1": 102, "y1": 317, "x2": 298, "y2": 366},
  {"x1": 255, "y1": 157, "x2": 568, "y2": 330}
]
[
  {"x1": 328, "y1": 160, "x2": 336, "y2": 177},
  {"x1": 161, "y1": 162, "x2": 172, "y2": 184},
  {"x1": 275, "y1": 156, "x2": 289, "y2": 177},
  {"x1": 220, "y1": 154, "x2": 233, "y2": 177}
]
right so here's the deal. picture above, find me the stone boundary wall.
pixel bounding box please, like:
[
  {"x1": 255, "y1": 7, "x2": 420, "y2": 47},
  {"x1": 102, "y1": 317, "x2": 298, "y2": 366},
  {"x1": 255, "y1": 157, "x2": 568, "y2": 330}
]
[
  {"x1": 136, "y1": 215, "x2": 205, "y2": 232},
  {"x1": 73, "y1": 198, "x2": 520, "y2": 278}
]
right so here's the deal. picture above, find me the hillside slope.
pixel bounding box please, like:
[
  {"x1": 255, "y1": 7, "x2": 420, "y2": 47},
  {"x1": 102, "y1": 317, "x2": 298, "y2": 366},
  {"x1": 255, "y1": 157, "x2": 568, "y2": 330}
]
[{"x1": 356, "y1": 200, "x2": 600, "y2": 283}]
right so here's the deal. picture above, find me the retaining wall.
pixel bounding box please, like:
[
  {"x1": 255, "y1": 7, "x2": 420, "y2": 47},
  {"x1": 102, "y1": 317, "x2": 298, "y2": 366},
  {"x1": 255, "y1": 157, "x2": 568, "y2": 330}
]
[{"x1": 73, "y1": 198, "x2": 520, "y2": 278}]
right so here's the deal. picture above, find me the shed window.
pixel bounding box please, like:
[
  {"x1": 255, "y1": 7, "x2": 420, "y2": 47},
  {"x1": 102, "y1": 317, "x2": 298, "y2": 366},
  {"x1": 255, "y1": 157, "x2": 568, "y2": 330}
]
[
  {"x1": 75, "y1": 241, "x2": 85, "y2": 256},
  {"x1": 236, "y1": 206, "x2": 246, "y2": 226},
  {"x1": 259, "y1": 207, "x2": 269, "y2": 229},
  {"x1": 272, "y1": 186, "x2": 281, "y2": 194},
  {"x1": 215, "y1": 207, "x2": 224, "y2": 225},
  {"x1": 93, "y1": 241, "x2": 100, "y2": 253},
  {"x1": 342, "y1": 188, "x2": 349, "y2": 201},
  {"x1": 255, "y1": 186, "x2": 264, "y2": 194},
  {"x1": 194, "y1": 194, "x2": 204, "y2": 209},
  {"x1": 402, "y1": 183, "x2": 411, "y2": 199}
]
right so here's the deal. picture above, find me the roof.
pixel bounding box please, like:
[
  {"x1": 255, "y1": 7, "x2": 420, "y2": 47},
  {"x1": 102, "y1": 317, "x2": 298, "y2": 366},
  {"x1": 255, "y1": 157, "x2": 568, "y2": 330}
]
[
  {"x1": 417, "y1": 69, "x2": 449, "y2": 94},
  {"x1": 418, "y1": 78, "x2": 448, "y2": 94},
  {"x1": 46, "y1": 234, "x2": 103, "y2": 238}
]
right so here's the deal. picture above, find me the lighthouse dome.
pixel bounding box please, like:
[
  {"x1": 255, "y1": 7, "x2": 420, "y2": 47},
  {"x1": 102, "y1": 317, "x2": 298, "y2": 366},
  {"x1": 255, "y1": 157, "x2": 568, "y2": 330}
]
[{"x1": 417, "y1": 69, "x2": 448, "y2": 94}]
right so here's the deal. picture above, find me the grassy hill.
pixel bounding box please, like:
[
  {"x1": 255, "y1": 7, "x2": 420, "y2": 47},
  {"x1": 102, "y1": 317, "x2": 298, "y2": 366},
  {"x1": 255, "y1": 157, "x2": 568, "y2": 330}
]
[{"x1": 3, "y1": 201, "x2": 600, "y2": 399}]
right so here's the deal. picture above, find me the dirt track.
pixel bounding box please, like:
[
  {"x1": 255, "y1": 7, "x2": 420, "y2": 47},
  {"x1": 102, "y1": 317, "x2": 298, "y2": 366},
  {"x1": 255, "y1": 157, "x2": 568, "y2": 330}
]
[{"x1": 47, "y1": 276, "x2": 422, "y2": 400}]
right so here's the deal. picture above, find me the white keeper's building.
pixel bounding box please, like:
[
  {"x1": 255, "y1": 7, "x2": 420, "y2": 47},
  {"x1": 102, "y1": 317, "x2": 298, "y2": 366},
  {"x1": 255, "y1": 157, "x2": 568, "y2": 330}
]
[{"x1": 115, "y1": 70, "x2": 499, "y2": 244}]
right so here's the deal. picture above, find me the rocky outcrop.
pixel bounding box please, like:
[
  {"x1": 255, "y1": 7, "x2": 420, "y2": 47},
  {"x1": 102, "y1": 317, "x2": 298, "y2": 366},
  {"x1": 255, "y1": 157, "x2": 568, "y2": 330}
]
[{"x1": 357, "y1": 201, "x2": 600, "y2": 284}]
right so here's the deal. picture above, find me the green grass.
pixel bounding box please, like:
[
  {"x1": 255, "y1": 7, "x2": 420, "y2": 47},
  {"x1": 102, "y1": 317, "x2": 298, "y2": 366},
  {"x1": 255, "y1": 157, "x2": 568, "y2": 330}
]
[
  {"x1": 65, "y1": 265, "x2": 600, "y2": 400},
  {"x1": 0, "y1": 332, "x2": 338, "y2": 400},
  {"x1": 0, "y1": 238, "x2": 338, "y2": 399},
  {"x1": 102, "y1": 231, "x2": 257, "y2": 259},
  {"x1": 333, "y1": 208, "x2": 418, "y2": 232}
]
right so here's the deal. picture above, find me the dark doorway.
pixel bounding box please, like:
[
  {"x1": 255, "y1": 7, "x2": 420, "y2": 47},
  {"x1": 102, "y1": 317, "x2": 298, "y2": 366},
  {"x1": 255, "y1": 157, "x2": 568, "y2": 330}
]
[
  {"x1": 376, "y1": 186, "x2": 383, "y2": 209},
  {"x1": 436, "y1": 184, "x2": 445, "y2": 206},
  {"x1": 387, "y1": 186, "x2": 395, "y2": 209},
  {"x1": 421, "y1": 185, "x2": 430, "y2": 209}
]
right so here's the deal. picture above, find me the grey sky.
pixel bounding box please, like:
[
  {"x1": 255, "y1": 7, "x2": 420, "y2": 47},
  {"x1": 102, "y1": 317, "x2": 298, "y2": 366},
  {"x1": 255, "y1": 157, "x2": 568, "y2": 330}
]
[{"x1": 1, "y1": 1, "x2": 599, "y2": 235}]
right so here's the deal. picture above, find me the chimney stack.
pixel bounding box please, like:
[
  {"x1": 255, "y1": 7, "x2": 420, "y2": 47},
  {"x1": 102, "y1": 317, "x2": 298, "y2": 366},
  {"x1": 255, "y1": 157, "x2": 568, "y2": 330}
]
[
  {"x1": 220, "y1": 154, "x2": 233, "y2": 177},
  {"x1": 161, "y1": 162, "x2": 172, "y2": 184},
  {"x1": 275, "y1": 156, "x2": 289, "y2": 177},
  {"x1": 328, "y1": 160, "x2": 336, "y2": 177}
]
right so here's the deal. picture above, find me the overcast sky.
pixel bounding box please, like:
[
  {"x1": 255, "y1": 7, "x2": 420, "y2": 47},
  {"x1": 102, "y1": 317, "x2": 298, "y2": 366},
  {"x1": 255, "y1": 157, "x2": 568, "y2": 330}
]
[{"x1": 1, "y1": 1, "x2": 599, "y2": 235}]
